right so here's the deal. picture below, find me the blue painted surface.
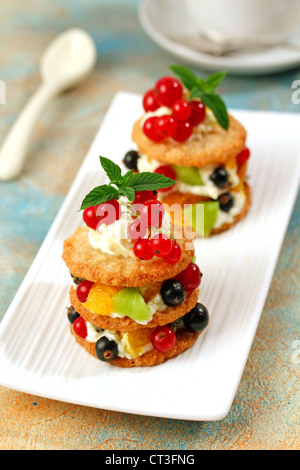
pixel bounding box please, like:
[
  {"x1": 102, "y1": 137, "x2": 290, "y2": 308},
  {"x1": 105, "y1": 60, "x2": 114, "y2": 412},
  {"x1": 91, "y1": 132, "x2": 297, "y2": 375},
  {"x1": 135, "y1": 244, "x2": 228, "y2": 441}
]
[{"x1": 0, "y1": 0, "x2": 299, "y2": 450}]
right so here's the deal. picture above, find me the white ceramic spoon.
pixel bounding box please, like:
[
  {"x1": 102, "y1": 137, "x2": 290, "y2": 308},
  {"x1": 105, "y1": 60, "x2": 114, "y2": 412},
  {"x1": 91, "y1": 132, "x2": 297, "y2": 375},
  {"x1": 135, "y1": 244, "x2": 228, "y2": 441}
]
[{"x1": 0, "y1": 28, "x2": 97, "y2": 181}]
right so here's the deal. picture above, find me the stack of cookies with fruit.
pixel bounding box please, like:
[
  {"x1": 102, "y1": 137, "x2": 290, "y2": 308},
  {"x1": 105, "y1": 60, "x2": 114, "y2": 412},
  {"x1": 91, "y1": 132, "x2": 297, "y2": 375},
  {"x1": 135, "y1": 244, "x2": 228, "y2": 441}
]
[
  {"x1": 62, "y1": 157, "x2": 209, "y2": 367},
  {"x1": 126, "y1": 65, "x2": 251, "y2": 237}
]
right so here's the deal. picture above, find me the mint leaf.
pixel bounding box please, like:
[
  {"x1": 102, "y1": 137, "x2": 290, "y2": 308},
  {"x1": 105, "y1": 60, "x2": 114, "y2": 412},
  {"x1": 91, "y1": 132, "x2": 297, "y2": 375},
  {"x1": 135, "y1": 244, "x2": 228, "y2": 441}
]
[
  {"x1": 80, "y1": 185, "x2": 120, "y2": 211},
  {"x1": 128, "y1": 172, "x2": 175, "y2": 191},
  {"x1": 100, "y1": 156, "x2": 122, "y2": 185},
  {"x1": 119, "y1": 186, "x2": 135, "y2": 202},
  {"x1": 189, "y1": 87, "x2": 204, "y2": 101},
  {"x1": 169, "y1": 64, "x2": 198, "y2": 90},
  {"x1": 170, "y1": 65, "x2": 229, "y2": 130},
  {"x1": 200, "y1": 93, "x2": 229, "y2": 130},
  {"x1": 118, "y1": 169, "x2": 134, "y2": 187}
]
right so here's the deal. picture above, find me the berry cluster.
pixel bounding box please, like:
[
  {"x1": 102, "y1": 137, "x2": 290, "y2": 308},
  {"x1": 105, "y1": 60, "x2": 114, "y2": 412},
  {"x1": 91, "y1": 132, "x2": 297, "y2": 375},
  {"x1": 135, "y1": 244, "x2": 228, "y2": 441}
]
[
  {"x1": 142, "y1": 76, "x2": 206, "y2": 143},
  {"x1": 130, "y1": 194, "x2": 181, "y2": 264}
]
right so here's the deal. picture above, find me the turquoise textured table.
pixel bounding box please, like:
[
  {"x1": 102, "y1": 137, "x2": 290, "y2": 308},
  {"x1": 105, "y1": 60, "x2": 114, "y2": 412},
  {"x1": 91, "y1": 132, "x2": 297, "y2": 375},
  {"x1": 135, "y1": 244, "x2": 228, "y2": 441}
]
[{"x1": 0, "y1": 0, "x2": 299, "y2": 450}]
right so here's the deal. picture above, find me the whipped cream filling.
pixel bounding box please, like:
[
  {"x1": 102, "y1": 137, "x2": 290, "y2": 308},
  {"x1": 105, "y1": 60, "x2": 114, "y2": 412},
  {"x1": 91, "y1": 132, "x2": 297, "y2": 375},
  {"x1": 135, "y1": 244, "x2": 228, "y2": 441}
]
[
  {"x1": 88, "y1": 200, "x2": 173, "y2": 259},
  {"x1": 176, "y1": 164, "x2": 240, "y2": 199},
  {"x1": 88, "y1": 210, "x2": 136, "y2": 259},
  {"x1": 85, "y1": 322, "x2": 153, "y2": 359},
  {"x1": 137, "y1": 154, "x2": 240, "y2": 200}
]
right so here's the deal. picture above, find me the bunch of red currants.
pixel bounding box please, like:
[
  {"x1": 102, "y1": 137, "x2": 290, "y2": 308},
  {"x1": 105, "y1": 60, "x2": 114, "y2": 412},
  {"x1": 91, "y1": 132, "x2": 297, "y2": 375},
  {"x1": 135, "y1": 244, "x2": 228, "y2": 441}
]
[
  {"x1": 129, "y1": 190, "x2": 181, "y2": 264},
  {"x1": 142, "y1": 76, "x2": 206, "y2": 143}
]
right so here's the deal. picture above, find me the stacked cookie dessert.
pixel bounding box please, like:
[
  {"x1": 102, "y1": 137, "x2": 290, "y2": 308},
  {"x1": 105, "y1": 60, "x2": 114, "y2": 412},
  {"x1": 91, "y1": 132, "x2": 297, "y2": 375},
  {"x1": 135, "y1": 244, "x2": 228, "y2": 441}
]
[
  {"x1": 62, "y1": 157, "x2": 209, "y2": 367},
  {"x1": 126, "y1": 66, "x2": 251, "y2": 236}
]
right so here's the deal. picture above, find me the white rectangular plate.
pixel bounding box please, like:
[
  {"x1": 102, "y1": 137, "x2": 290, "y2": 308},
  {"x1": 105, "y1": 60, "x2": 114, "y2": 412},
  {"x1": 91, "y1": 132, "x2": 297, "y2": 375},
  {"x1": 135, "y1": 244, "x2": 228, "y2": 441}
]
[{"x1": 0, "y1": 92, "x2": 299, "y2": 421}]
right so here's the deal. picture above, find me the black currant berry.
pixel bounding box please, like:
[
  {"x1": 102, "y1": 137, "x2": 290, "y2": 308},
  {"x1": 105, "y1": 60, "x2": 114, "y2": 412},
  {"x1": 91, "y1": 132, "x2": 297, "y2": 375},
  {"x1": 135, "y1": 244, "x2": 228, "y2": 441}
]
[
  {"x1": 210, "y1": 166, "x2": 229, "y2": 188},
  {"x1": 123, "y1": 150, "x2": 139, "y2": 171},
  {"x1": 161, "y1": 279, "x2": 185, "y2": 306},
  {"x1": 218, "y1": 192, "x2": 234, "y2": 212},
  {"x1": 67, "y1": 306, "x2": 80, "y2": 324},
  {"x1": 183, "y1": 303, "x2": 209, "y2": 332},
  {"x1": 95, "y1": 336, "x2": 118, "y2": 362}
]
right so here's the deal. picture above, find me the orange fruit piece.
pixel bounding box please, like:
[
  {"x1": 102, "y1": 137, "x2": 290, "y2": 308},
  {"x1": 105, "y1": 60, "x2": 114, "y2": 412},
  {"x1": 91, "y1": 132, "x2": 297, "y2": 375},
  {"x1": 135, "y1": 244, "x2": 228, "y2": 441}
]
[
  {"x1": 84, "y1": 282, "x2": 121, "y2": 315},
  {"x1": 122, "y1": 328, "x2": 155, "y2": 357},
  {"x1": 226, "y1": 156, "x2": 237, "y2": 169},
  {"x1": 231, "y1": 181, "x2": 245, "y2": 193}
]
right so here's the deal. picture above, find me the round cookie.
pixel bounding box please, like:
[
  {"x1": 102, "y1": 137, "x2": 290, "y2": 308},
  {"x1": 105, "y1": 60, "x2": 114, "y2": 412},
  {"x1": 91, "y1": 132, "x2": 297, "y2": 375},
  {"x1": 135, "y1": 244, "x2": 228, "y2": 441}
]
[
  {"x1": 62, "y1": 226, "x2": 194, "y2": 287},
  {"x1": 69, "y1": 285, "x2": 200, "y2": 331},
  {"x1": 131, "y1": 114, "x2": 247, "y2": 168},
  {"x1": 70, "y1": 324, "x2": 200, "y2": 368}
]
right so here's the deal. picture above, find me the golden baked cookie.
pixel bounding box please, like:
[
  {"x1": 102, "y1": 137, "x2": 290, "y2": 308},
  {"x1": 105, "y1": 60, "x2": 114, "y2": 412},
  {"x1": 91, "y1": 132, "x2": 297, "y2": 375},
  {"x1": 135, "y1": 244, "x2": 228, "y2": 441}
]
[
  {"x1": 132, "y1": 114, "x2": 246, "y2": 167},
  {"x1": 62, "y1": 226, "x2": 194, "y2": 287}
]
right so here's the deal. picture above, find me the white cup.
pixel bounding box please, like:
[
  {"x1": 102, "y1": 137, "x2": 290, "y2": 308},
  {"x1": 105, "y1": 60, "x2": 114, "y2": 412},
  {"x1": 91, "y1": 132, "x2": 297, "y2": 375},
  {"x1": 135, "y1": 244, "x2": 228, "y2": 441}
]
[{"x1": 185, "y1": 0, "x2": 300, "y2": 43}]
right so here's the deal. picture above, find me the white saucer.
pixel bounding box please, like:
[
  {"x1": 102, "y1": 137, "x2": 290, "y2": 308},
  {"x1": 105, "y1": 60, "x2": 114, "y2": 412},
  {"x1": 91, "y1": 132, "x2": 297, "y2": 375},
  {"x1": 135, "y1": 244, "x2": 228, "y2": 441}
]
[{"x1": 138, "y1": 0, "x2": 300, "y2": 75}]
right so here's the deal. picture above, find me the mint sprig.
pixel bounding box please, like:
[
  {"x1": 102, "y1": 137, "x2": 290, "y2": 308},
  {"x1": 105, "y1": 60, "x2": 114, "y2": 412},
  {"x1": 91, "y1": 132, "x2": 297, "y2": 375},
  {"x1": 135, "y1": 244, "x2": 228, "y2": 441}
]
[
  {"x1": 169, "y1": 65, "x2": 229, "y2": 130},
  {"x1": 79, "y1": 156, "x2": 176, "y2": 210}
]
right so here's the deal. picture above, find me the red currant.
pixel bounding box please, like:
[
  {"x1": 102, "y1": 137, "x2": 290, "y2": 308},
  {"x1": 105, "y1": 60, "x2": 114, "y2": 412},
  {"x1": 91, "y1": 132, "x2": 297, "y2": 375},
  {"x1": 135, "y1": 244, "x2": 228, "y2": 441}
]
[
  {"x1": 172, "y1": 99, "x2": 191, "y2": 121},
  {"x1": 154, "y1": 76, "x2": 183, "y2": 107},
  {"x1": 236, "y1": 147, "x2": 250, "y2": 167},
  {"x1": 143, "y1": 116, "x2": 165, "y2": 142},
  {"x1": 73, "y1": 316, "x2": 87, "y2": 339},
  {"x1": 133, "y1": 190, "x2": 158, "y2": 205},
  {"x1": 154, "y1": 165, "x2": 176, "y2": 192},
  {"x1": 128, "y1": 218, "x2": 148, "y2": 240},
  {"x1": 83, "y1": 205, "x2": 100, "y2": 230},
  {"x1": 96, "y1": 199, "x2": 121, "y2": 226},
  {"x1": 142, "y1": 89, "x2": 160, "y2": 112},
  {"x1": 151, "y1": 325, "x2": 176, "y2": 352},
  {"x1": 133, "y1": 238, "x2": 154, "y2": 260},
  {"x1": 172, "y1": 120, "x2": 193, "y2": 142},
  {"x1": 150, "y1": 233, "x2": 173, "y2": 258},
  {"x1": 188, "y1": 100, "x2": 206, "y2": 126},
  {"x1": 155, "y1": 114, "x2": 178, "y2": 138},
  {"x1": 175, "y1": 263, "x2": 202, "y2": 292},
  {"x1": 139, "y1": 199, "x2": 165, "y2": 229},
  {"x1": 76, "y1": 280, "x2": 94, "y2": 303},
  {"x1": 164, "y1": 241, "x2": 182, "y2": 264}
]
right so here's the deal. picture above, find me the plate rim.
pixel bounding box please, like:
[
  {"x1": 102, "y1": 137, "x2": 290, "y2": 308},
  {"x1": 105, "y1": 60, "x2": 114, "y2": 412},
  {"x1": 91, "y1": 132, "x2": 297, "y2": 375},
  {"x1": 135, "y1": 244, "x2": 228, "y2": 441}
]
[
  {"x1": 0, "y1": 92, "x2": 299, "y2": 421},
  {"x1": 138, "y1": 0, "x2": 300, "y2": 74}
]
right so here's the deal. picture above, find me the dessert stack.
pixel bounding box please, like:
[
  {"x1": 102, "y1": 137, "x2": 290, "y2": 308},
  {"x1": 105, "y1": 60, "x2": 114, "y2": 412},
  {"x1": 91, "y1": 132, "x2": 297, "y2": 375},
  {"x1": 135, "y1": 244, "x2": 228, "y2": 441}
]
[{"x1": 125, "y1": 65, "x2": 251, "y2": 237}]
